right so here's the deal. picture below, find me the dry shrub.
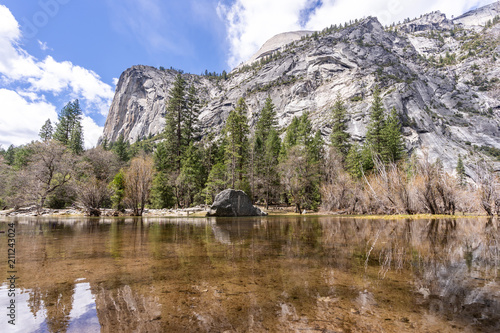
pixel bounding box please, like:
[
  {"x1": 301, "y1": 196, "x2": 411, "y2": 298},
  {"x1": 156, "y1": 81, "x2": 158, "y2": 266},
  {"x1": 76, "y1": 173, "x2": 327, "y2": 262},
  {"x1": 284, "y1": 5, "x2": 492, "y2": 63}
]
[
  {"x1": 413, "y1": 154, "x2": 459, "y2": 215},
  {"x1": 472, "y1": 159, "x2": 500, "y2": 216},
  {"x1": 320, "y1": 148, "x2": 361, "y2": 213},
  {"x1": 364, "y1": 156, "x2": 418, "y2": 214}
]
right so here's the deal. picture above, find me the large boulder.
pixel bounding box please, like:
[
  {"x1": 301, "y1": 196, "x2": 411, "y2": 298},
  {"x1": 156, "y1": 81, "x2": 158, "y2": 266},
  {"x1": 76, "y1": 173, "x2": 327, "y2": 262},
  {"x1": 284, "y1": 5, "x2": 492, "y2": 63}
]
[{"x1": 207, "y1": 189, "x2": 268, "y2": 217}]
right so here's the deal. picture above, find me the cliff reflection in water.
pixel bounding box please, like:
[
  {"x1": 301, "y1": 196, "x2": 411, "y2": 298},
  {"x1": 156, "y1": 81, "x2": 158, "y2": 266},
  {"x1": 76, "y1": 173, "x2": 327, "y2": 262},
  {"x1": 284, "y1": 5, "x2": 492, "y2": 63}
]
[{"x1": 0, "y1": 216, "x2": 498, "y2": 332}]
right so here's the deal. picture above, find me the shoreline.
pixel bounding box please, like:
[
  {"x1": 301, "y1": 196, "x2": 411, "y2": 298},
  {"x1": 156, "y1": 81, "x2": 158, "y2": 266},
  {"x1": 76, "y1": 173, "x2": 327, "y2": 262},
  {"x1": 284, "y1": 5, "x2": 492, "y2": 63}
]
[{"x1": 0, "y1": 206, "x2": 492, "y2": 220}]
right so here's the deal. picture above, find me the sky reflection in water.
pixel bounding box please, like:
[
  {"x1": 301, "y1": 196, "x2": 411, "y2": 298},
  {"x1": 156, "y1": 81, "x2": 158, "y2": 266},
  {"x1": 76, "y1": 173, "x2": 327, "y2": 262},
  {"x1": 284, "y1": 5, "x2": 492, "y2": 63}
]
[{"x1": 0, "y1": 216, "x2": 498, "y2": 332}]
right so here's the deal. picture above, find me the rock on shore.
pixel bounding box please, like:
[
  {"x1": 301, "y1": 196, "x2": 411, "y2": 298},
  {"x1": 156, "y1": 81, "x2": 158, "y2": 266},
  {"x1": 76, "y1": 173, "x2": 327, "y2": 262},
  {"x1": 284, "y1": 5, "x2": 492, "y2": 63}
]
[{"x1": 207, "y1": 189, "x2": 268, "y2": 217}]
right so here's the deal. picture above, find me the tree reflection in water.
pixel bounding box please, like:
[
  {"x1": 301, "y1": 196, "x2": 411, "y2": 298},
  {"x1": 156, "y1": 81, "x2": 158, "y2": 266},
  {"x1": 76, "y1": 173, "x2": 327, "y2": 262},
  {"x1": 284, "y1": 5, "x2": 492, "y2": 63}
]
[{"x1": 0, "y1": 216, "x2": 499, "y2": 332}]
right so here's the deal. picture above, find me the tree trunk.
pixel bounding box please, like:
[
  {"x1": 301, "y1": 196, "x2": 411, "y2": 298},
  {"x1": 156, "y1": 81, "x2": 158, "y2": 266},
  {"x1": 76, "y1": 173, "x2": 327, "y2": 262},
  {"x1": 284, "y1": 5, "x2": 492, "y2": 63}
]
[{"x1": 295, "y1": 202, "x2": 301, "y2": 214}]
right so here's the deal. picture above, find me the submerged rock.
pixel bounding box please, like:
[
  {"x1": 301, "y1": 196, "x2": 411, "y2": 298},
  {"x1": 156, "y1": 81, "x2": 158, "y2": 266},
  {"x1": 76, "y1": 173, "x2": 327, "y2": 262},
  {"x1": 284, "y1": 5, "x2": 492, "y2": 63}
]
[{"x1": 207, "y1": 189, "x2": 267, "y2": 217}]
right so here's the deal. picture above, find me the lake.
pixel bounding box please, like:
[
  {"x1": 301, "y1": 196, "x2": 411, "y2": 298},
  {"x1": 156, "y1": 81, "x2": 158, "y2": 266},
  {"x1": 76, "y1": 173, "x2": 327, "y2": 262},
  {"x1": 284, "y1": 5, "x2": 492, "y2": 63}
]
[{"x1": 0, "y1": 216, "x2": 499, "y2": 332}]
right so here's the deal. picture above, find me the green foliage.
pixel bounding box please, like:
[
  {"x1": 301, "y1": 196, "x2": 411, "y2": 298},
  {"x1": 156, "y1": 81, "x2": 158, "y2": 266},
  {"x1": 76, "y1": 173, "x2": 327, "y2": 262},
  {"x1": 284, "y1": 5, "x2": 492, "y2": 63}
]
[
  {"x1": 69, "y1": 121, "x2": 84, "y2": 155},
  {"x1": 203, "y1": 162, "x2": 227, "y2": 204},
  {"x1": 39, "y1": 119, "x2": 53, "y2": 142},
  {"x1": 109, "y1": 169, "x2": 126, "y2": 210},
  {"x1": 224, "y1": 98, "x2": 250, "y2": 189},
  {"x1": 162, "y1": 74, "x2": 200, "y2": 174},
  {"x1": 381, "y1": 107, "x2": 405, "y2": 163},
  {"x1": 184, "y1": 85, "x2": 200, "y2": 143},
  {"x1": 262, "y1": 128, "x2": 281, "y2": 205},
  {"x1": 53, "y1": 100, "x2": 83, "y2": 147},
  {"x1": 279, "y1": 112, "x2": 322, "y2": 211},
  {"x1": 476, "y1": 145, "x2": 500, "y2": 160},
  {"x1": 345, "y1": 143, "x2": 363, "y2": 179},
  {"x1": 112, "y1": 134, "x2": 129, "y2": 162},
  {"x1": 366, "y1": 86, "x2": 385, "y2": 156},
  {"x1": 150, "y1": 171, "x2": 175, "y2": 208},
  {"x1": 12, "y1": 145, "x2": 34, "y2": 170},
  {"x1": 164, "y1": 74, "x2": 187, "y2": 171},
  {"x1": 177, "y1": 143, "x2": 205, "y2": 207},
  {"x1": 252, "y1": 96, "x2": 281, "y2": 204},
  {"x1": 456, "y1": 154, "x2": 466, "y2": 186},
  {"x1": 330, "y1": 94, "x2": 350, "y2": 157},
  {"x1": 4, "y1": 145, "x2": 15, "y2": 165}
]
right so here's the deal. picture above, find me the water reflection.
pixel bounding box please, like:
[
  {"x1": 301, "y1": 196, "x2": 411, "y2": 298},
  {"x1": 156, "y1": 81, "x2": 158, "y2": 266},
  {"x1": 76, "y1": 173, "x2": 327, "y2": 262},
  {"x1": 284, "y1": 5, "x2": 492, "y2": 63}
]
[
  {"x1": 0, "y1": 281, "x2": 99, "y2": 333},
  {"x1": 0, "y1": 216, "x2": 499, "y2": 332}
]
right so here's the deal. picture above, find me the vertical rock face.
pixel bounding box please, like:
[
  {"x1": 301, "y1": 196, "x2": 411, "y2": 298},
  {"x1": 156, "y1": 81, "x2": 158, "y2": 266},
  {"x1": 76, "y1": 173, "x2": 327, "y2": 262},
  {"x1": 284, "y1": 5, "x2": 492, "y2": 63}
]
[{"x1": 101, "y1": 3, "x2": 500, "y2": 171}]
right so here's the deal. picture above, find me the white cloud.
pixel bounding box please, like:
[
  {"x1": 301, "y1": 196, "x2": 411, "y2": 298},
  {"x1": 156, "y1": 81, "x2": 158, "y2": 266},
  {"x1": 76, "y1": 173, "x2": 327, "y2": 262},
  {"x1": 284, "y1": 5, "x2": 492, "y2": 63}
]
[
  {"x1": 0, "y1": 4, "x2": 114, "y2": 148},
  {"x1": 38, "y1": 40, "x2": 50, "y2": 51},
  {"x1": 217, "y1": 0, "x2": 311, "y2": 68},
  {"x1": 0, "y1": 88, "x2": 57, "y2": 147},
  {"x1": 81, "y1": 116, "x2": 104, "y2": 149},
  {"x1": 217, "y1": 0, "x2": 497, "y2": 68}
]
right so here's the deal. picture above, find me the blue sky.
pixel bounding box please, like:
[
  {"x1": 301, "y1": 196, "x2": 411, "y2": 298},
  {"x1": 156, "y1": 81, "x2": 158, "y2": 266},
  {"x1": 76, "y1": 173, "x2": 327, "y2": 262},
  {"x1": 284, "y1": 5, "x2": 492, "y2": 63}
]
[{"x1": 0, "y1": 0, "x2": 495, "y2": 148}]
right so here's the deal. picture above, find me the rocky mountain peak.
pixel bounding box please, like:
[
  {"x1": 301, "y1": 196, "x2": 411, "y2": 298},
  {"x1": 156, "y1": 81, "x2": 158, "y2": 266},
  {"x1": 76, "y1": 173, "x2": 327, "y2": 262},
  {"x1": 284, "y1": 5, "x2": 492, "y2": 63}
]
[
  {"x1": 101, "y1": 2, "x2": 500, "y2": 172},
  {"x1": 453, "y1": 1, "x2": 500, "y2": 27}
]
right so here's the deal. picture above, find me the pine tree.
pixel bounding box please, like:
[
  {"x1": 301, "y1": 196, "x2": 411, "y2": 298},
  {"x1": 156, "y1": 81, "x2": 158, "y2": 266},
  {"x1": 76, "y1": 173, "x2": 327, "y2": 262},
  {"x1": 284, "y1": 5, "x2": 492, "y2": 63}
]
[
  {"x1": 224, "y1": 98, "x2": 249, "y2": 189},
  {"x1": 110, "y1": 169, "x2": 126, "y2": 210},
  {"x1": 184, "y1": 85, "x2": 200, "y2": 143},
  {"x1": 53, "y1": 100, "x2": 83, "y2": 146},
  {"x1": 253, "y1": 96, "x2": 279, "y2": 202},
  {"x1": 366, "y1": 86, "x2": 385, "y2": 156},
  {"x1": 164, "y1": 74, "x2": 187, "y2": 171},
  {"x1": 345, "y1": 143, "x2": 363, "y2": 179},
  {"x1": 255, "y1": 96, "x2": 277, "y2": 145},
  {"x1": 69, "y1": 122, "x2": 84, "y2": 155},
  {"x1": 204, "y1": 162, "x2": 227, "y2": 204},
  {"x1": 456, "y1": 154, "x2": 466, "y2": 186},
  {"x1": 309, "y1": 130, "x2": 324, "y2": 163},
  {"x1": 330, "y1": 94, "x2": 350, "y2": 157},
  {"x1": 279, "y1": 112, "x2": 322, "y2": 211},
  {"x1": 113, "y1": 134, "x2": 129, "y2": 162},
  {"x1": 150, "y1": 171, "x2": 175, "y2": 208},
  {"x1": 282, "y1": 116, "x2": 301, "y2": 155},
  {"x1": 177, "y1": 142, "x2": 204, "y2": 206},
  {"x1": 39, "y1": 119, "x2": 53, "y2": 142},
  {"x1": 263, "y1": 128, "x2": 281, "y2": 208},
  {"x1": 381, "y1": 107, "x2": 405, "y2": 162}
]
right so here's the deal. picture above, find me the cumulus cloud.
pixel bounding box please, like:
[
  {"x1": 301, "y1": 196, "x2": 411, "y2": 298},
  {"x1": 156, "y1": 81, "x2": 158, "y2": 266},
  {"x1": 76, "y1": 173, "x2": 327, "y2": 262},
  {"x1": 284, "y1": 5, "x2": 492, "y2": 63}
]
[
  {"x1": 0, "y1": 88, "x2": 57, "y2": 147},
  {"x1": 81, "y1": 116, "x2": 104, "y2": 149},
  {"x1": 0, "y1": 4, "x2": 114, "y2": 148},
  {"x1": 217, "y1": 0, "x2": 496, "y2": 68}
]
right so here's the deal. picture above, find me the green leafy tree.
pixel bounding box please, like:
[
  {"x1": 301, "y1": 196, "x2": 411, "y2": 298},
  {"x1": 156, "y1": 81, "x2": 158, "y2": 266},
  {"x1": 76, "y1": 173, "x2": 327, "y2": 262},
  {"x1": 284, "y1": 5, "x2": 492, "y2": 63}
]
[
  {"x1": 39, "y1": 119, "x2": 53, "y2": 142},
  {"x1": 224, "y1": 98, "x2": 249, "y2": 189},
  {"x1": 330, "y1": 94, "x2": 350, "y2": 157}
]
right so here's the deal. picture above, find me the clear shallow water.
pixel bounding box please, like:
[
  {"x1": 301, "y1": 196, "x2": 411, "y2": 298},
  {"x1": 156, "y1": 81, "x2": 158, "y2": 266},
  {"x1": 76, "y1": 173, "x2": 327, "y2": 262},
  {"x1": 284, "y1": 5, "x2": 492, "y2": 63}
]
[{"x1": 0, "y1": 216, "x2": 499, "y2": 332}]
